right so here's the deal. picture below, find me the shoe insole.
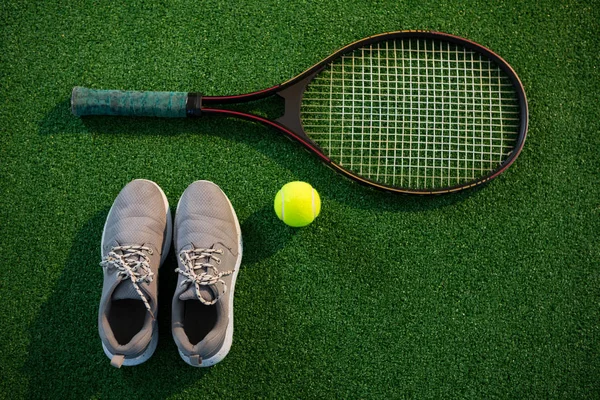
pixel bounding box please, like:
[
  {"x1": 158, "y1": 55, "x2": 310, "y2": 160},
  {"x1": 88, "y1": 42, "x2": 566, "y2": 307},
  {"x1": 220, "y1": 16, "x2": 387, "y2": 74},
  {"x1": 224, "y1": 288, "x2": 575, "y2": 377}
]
[
  {"x1": 108, "y1": 299, "x2": 146, "y2": 345},
  {"x1": 183, "y1": 301, "x2": 217, "y2": 345}
]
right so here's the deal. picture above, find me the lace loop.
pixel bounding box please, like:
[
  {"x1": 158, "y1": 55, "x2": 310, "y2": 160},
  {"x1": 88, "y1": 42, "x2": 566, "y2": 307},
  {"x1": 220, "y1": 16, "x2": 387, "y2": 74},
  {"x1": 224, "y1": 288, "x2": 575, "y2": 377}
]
[
  {"x1": 176, "y1": 247, "x2": 232, "y2": 306},
  {"x1": 100, "y1": 245, "x2": 155, "y2": 318}
]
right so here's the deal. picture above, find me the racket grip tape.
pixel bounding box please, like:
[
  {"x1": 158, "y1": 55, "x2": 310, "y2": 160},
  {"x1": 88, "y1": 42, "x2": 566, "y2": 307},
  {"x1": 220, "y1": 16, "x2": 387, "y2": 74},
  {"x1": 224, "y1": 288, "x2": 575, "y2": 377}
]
[{"x1": 71, "y1": 87, "x2": 194, "y2": 118}]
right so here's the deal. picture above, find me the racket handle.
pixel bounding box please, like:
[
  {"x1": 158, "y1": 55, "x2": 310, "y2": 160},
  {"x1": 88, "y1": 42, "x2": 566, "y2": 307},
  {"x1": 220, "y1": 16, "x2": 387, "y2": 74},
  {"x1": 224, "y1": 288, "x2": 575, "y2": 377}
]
[{"x1": 71, "y1": 87, "x2": 191, "y2": 118}]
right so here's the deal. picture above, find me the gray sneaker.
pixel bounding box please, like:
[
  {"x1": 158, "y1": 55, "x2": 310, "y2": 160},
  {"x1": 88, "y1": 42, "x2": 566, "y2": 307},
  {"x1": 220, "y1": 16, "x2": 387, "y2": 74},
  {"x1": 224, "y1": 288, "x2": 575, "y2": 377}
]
[
  {"x1": 172, "y1": 181, "x2": 242, "y2": 367},
  {"x1": 98, "y1": 179, "x2": 172, "y2": 368}
]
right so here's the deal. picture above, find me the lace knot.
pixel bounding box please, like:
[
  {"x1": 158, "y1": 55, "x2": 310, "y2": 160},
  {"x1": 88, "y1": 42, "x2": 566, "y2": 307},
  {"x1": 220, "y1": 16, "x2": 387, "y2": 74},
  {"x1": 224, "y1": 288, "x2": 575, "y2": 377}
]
[
  {"x1": 176, "y1": 247, "x2": 231, "y2": 305},
  {"x1": 100, "y1": 245, "x2": 155, "y2": 318}
]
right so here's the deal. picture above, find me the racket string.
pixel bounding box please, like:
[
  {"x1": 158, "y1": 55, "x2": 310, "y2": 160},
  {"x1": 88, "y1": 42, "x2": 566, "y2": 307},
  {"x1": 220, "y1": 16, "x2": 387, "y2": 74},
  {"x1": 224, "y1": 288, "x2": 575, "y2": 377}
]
[{"x1": 301, "y1": 38, "x2": 520, "y2": 190}]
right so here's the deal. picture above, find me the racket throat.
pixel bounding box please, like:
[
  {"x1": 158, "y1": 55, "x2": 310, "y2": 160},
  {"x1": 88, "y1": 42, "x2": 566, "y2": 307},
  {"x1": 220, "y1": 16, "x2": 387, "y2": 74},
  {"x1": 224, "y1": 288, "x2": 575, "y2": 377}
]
[{"x1": 275, "y1": 69, "x2": 321, "y2": 135}]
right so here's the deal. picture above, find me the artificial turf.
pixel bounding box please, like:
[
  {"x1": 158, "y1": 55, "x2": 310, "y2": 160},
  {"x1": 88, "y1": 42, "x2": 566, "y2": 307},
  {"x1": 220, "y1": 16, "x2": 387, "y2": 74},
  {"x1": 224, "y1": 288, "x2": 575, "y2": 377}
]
[{"x1": 1, "y1": 0, "x2": 599, "y2": 398}]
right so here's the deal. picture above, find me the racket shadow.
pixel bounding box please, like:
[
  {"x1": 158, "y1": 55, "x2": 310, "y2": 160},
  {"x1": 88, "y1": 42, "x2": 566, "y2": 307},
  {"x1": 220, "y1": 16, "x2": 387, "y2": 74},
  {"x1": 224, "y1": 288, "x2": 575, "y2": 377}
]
[{"x1": 40, "y1": 97, "x2": 482, "y2": 212}]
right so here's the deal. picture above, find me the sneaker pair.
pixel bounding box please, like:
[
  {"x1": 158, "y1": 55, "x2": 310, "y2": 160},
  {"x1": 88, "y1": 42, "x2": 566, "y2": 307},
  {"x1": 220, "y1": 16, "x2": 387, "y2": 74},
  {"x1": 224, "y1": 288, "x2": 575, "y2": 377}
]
[{"x1": 98, "y1": 179, "x2": 242, "y2": 368}]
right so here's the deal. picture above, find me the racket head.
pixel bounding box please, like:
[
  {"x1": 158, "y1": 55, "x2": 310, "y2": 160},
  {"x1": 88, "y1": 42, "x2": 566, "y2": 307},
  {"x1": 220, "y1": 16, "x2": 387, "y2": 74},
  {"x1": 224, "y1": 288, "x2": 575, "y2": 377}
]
[{"x1": 282, "y1": 31, "x2": 528, "y2": 194}]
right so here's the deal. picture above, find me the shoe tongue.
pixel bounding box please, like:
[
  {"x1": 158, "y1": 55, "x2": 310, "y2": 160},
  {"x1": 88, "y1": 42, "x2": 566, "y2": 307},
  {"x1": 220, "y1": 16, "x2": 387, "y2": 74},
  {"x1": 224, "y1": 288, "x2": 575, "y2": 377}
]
[
  {"x1": 113, "y1": 280, "x2": 144, "y2": 300},
  {"x1": 179, "y1": 283, "x2": 218, "y2": 303},
  {"x1": 178, "y1": 243, "x2": 225, "y2": 303},
  {"x1": 111, "y1": 248, "x2": 147, "y2": 301}
]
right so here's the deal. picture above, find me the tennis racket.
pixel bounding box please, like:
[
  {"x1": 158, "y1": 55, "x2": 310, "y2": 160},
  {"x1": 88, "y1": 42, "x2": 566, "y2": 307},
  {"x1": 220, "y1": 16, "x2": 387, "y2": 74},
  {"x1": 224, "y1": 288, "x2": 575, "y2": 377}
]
[{"x1": 71, "y1": 31, "x2": 528, "y2": 194}]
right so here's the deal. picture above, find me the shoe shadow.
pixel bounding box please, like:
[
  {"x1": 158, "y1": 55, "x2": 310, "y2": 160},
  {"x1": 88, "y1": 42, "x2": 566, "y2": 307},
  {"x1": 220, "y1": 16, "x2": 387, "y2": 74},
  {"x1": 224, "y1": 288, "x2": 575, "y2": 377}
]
[{"x1": 23, "y1": 209, "x2": 209, "y2": 399}]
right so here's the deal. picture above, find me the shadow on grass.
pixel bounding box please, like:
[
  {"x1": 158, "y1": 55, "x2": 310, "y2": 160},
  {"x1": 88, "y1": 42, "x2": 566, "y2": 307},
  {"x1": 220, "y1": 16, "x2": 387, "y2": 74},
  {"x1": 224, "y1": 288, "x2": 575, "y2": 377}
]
[
  {"x1": 240, "y1": 205, "x2": 299, "y2": 267},
  {"x1": 23, "y1": 209, "x2": 209, "y2": 399},
  {"x1": 41, "y1": 97, "x2": 482, "y2": 213},
  {"x1": 23, "y1": 200, "x2": 297, "y2": 397}
]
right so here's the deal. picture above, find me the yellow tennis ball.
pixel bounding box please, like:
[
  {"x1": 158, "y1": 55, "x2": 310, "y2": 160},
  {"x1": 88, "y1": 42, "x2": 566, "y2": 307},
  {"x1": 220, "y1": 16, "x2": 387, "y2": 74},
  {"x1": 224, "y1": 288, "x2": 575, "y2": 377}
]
[{"x1": 274, "y1": 181, "x2": 321, "y2": 227}]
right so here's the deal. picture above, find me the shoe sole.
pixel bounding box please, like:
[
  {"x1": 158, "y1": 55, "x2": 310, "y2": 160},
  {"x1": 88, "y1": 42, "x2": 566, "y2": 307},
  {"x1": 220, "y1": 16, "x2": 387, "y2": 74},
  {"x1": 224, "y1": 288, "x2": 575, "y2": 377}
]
[
  {"x1": 175, "y1": 180, "x2": 243, "y2": 368},
  {"x1": 100, "y1": 179, "x2": 172, "y2": 366}
]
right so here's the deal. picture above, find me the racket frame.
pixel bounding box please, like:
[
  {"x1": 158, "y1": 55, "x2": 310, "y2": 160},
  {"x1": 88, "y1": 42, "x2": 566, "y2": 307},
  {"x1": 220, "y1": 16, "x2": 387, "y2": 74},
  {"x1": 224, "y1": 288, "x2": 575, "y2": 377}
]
[{"x1": 197, "y1": 30, "x2": 527, "y2": 195}]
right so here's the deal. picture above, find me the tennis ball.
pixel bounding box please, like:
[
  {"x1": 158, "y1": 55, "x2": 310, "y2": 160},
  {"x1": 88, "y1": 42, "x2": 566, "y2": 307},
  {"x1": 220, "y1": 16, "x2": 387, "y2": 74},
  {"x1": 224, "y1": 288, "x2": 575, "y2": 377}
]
[{"x1": 274, "y1": 181, "x2": 321, "y2": 227}]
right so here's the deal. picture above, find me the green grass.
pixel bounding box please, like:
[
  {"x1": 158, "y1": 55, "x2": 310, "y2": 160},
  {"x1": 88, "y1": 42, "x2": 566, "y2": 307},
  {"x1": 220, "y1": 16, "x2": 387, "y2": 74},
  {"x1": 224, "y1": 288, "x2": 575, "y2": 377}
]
[{"x1": 1, "y1": 0, "x2": 598, "y2": 398}]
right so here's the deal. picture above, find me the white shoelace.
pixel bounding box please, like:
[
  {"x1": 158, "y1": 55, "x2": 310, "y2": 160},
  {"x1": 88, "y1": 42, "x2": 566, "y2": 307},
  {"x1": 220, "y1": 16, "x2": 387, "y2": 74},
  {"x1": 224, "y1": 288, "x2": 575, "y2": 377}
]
[
  {"x1": 176, "y1": 247, "x2": 232, "y2": 306},
  {"x1": 100, "y1": 245, "x2": 155, "y2": 319}
]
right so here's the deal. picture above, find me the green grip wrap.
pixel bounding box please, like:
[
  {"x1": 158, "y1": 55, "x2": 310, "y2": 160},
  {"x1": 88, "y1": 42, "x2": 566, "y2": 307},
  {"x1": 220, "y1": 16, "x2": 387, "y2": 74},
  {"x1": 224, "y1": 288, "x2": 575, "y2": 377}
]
[{"x1": 71, "y1": 87, "x2": 188, "y2": 118}]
